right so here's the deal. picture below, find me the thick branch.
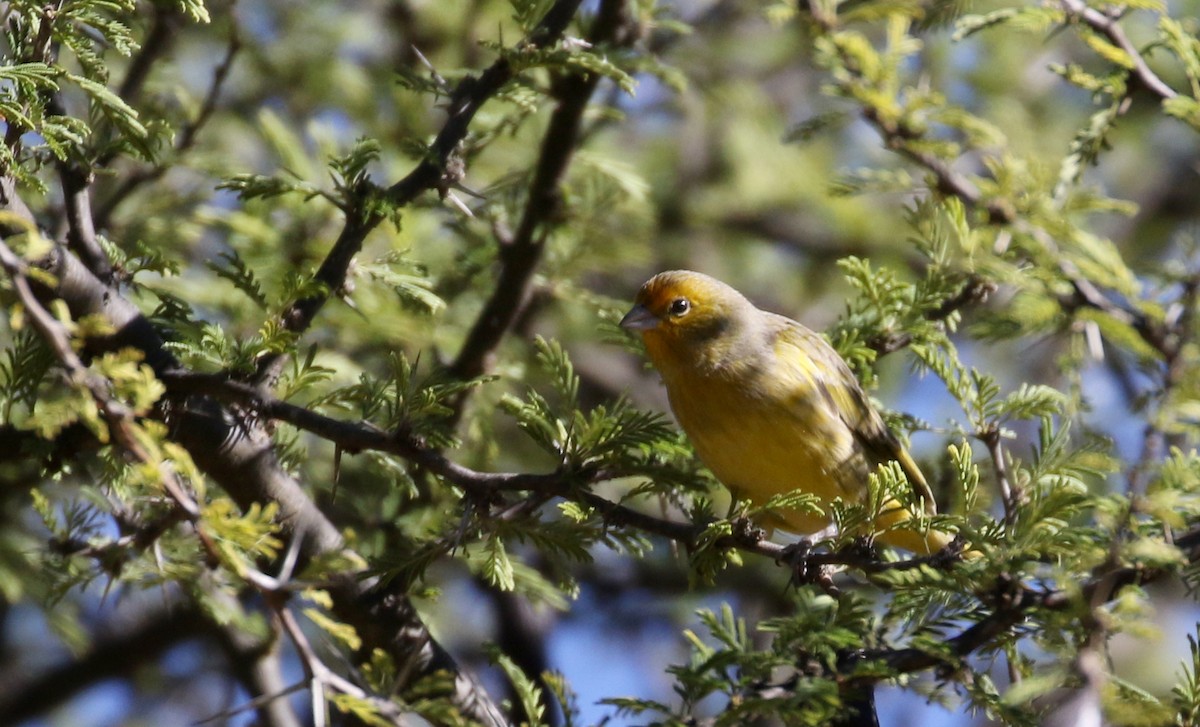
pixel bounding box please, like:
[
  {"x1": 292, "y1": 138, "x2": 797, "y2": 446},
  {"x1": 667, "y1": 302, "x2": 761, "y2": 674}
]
[
  {"x1": 58, "y1": 162, "x2": 111, "y2": 279},
  {"x1": 0, "y1": 181, "x2": 506, "y2": 725}
]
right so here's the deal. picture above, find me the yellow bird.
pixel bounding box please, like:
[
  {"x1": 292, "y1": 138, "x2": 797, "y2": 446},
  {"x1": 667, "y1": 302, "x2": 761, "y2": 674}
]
[{"x1": 620, "y1": 270, "x2": 954, "y2": 554}]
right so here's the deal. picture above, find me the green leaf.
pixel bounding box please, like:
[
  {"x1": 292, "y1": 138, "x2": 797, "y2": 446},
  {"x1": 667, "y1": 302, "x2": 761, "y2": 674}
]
[
  {"x1": 304, "y1": 606, "x2": 363, "y2": 650},
  {"x1": 480, "y1": 537, "x2": 515, "y2": 591},
  {"x1": 216, "y1": 173, "x2": 315, "y2": 201},
  {"x1": 1163, "y1": 96, "x2": 1200, "y2": 131},
  {"x1": 205, "y1": 250, "x2": 270, "y2": 309},
  {"x1": 66, "y1": 73, "x2": 149, "y2": 149},
  {"x1": 488, "y1": 646, "x2": 547, "y2": 726}
]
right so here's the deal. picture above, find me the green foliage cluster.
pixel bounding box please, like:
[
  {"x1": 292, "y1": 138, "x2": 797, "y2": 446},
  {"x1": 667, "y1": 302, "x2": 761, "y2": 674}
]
[{"x1": 1, "y1": 0, "x2": 1200, "y2": 725}]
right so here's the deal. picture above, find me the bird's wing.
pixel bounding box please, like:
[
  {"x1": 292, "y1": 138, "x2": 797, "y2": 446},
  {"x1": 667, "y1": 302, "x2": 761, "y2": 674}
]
[{"x1": 771, "y1": 318, "x2": 938, "y2": 515}]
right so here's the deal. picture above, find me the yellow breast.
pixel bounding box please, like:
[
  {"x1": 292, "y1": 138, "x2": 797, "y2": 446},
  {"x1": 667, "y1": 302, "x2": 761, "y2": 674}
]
[{"x1": 660, "y1": 361, "x2": 866, "y2": 535}]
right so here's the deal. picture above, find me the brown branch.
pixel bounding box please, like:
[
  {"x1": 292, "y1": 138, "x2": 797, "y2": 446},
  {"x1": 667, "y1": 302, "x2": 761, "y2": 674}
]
[
  {"x1": 0, "y1": 239, "x2": 205, "y2": 527},
  {"x1": 1059, "y1": 0, "x2": 1178, "y2": 102},
  {"x1": 448, "y1": 0, "x2": 632, "y2": 394},
  {"x1": 851, "y1": 4, "x2": 1175, "y2": 234},
  {"x1": 868, "y1": 273, "x2": 996, "y2": 355},
  {"x1": 867, "y1": 526, "x2": 1200, "y2": 681},
  {"x1": 0, "y1": 169, "x2": 506, "y2": 724},
  {"x1": 860, "y1": 105, "x2": 1013, "y2": 225},
  {"x1": 42, "y1": 81, "x2": 110, "y2": 280},
  {"x1": 206, "y1": 586, "x2": 305, "y2": 727},
  {"x1": 856, "y1": 62, "x2": 1174, "y2": 375},
  {"x1": 1055, "y1": 255, "x2": 1170, "y2": 358},
  {"x1": 159, "y1": 370, "x2": 977, "y2": 577},
  {"x1": 1060, "y1": 267, "x2": 1199, "y2": 501},
  {"x1": 58, "y1": 162, "x2": 111, "y2": 279},
  {"x1": 981, "y1": 426, "x2": 1021, "y2": 529},
  {"x1": 48, "y1": 509, "x2": 188, "y2": 564},
  {"x1": 827, "y1": 15, "x2": 1175, "y2": 370},
  {"x1": 252, "y1": 0, "x2": 586, "y2": 389},
  {"x1": 116, "y1": 7, "x2": 186, "y2": 112}
]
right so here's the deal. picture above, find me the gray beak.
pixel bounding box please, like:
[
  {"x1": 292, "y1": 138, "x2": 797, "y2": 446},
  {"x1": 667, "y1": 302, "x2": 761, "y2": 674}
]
[{"x1": 619, "y1": 304, "x2": 659, "y2": 331}]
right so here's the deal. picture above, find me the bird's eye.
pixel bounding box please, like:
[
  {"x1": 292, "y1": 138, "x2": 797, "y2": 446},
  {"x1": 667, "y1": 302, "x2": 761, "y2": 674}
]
[{"x1": 668, "y1": 298, "x2": 690, "y2": 317}]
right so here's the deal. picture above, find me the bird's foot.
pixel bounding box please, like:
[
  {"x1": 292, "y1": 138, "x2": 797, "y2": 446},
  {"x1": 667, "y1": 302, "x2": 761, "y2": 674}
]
[
  {"x1": 845, "y1": 536, "x2": 879, "y2": 561},
  {"x1": 932, "y1": 534, "x2": 976, "y2": 566},
  {"x1": 778, "y1": 538, "x2": 840, "y2": 597}
]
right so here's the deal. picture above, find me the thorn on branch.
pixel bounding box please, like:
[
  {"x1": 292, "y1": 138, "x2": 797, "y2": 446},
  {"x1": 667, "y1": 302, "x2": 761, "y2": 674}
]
[{"x1": 412, "y1": 45, "x2": 450, "y2": 93}]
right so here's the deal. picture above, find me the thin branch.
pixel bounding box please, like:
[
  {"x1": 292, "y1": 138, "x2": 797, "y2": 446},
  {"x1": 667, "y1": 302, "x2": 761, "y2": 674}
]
[
  {"x1": 448, "y1": 0, "x2": 632, "y2": 396},
  {"x1": 820, "y1": 7, "x2": 1177, "y2": 371},
  {"x1": 1109, "y1": 270, "x2": 1199, "y2": 560},
  {"x1": 981, "y1": 426, "x2": 1021, "y2": 529},
  {"x1": 115, "y1": 7, "x2": 185, "y2": 112},
  {"x1": 859, "y1": 104, "x2": 1014, "y2": 225},
  {"x1": 41, "y1": 72, "x2": 111, "y2": 280},
  {"x1": 870, "y1": 526, "x2": 1200, "y2": 680},
  {"x1": 1059, "y1": 0, "x2": 1178, "y2": 102},
  {"x1": 277, "y1": 606, "x2": 419, "y2": 725},
  {"x1": 95, "y1": 27, "x2": 242, "y2": 229},
  {"x1": 0, "y1": 167, "x2": 506, "y2": 724},
  {"x1": 855, "y1": 56, "x2": 1173, "y2": 372},
  {"x1": 252, "y1": 0, "x2": 586, "y2": 388},
  {"x1": 196, "y1": 682, "x2": 307, "y2": 727},
  {"x1": 159, "y1": 369, "x2": 972, "y2": 574},
  {"x1": 48, "y1": 509, "x2": 188, "y2": 563},
  {"x1": 868, "y1": 273, "x2": 996, "y2": 355},
  {"x1": 0, "y1": 242, "x2": 194, "y2": 514},
  {"x1": 207, "y1": 585, "x2": 305, "y2": 727}
]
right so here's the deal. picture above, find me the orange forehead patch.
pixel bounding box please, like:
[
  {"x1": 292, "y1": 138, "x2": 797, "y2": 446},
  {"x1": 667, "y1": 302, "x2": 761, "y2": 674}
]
[{"x1": 635, "y1": 271, "x2": 719, "y2": 316}]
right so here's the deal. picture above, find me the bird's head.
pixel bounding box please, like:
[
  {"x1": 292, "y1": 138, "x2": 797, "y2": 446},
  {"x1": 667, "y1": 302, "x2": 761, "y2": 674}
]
[{"x1": 620, "y1": 270, "x2": 755, "y2": 369}]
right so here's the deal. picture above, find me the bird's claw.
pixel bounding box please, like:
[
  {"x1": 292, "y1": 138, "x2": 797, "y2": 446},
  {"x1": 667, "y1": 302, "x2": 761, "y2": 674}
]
[
  {"x1": 778, "y1": 539, "x2": 840, "y2": 597},
  {"x1": 931, "y1": 534, "x2": 973, "y2": 567},
  {"x1": 777, "y1": 537, "x2": 813, "y2": 567},
  {"x1": 845, "y1": 536, "x2": 878, "y2": 561}
]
